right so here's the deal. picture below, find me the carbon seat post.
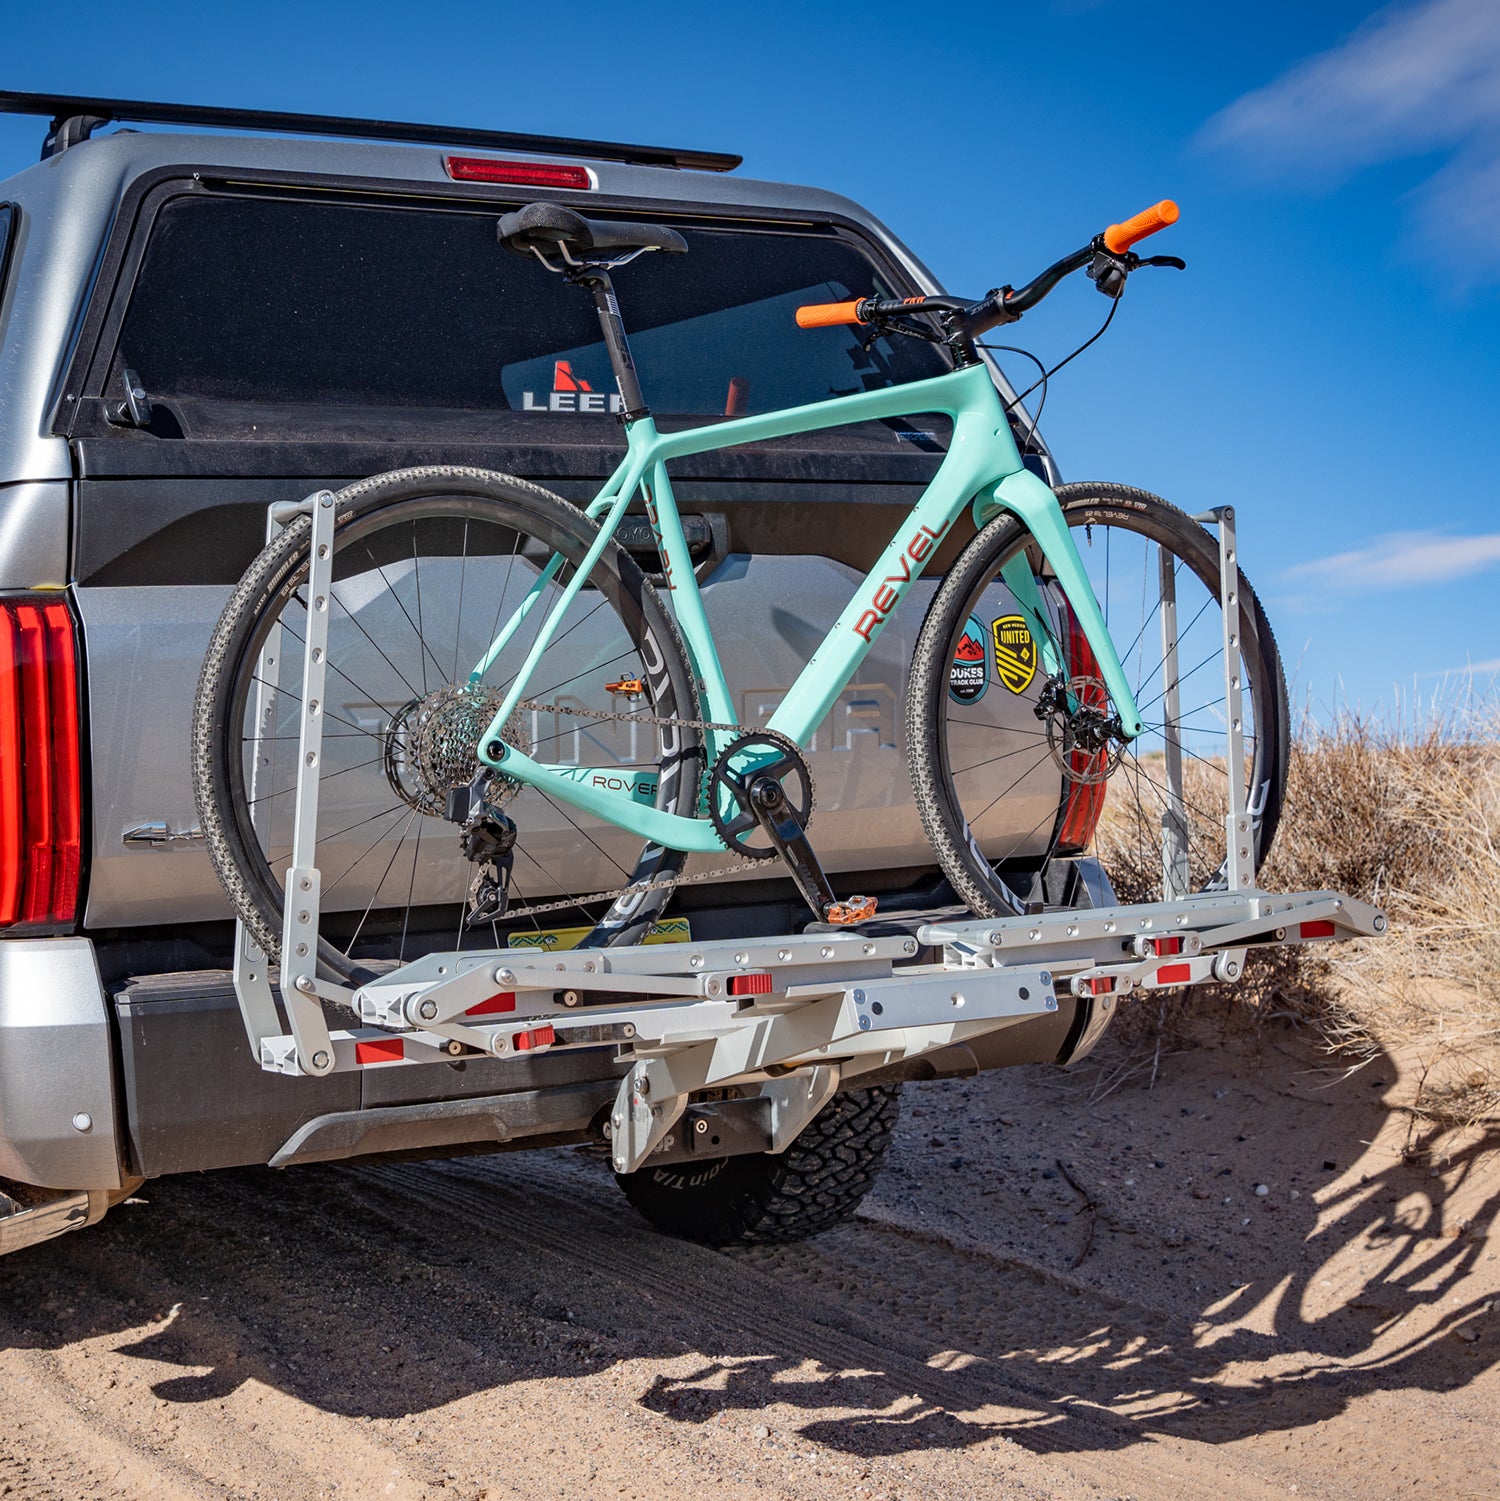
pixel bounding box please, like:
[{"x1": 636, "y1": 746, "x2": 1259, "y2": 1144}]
[{"x1": 574, "y1": 267, "x2": 649, "y2": 422}]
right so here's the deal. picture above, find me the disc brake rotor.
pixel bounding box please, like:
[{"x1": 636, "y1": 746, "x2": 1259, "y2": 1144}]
[{"x1": 1037, "y1": 674, "x2": 1127, "y2": 787}]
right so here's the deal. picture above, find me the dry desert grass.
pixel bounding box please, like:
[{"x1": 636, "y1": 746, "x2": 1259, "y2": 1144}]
[{"x1": 1093, "y1": 710, "x2": 1500, "y2": 1126}]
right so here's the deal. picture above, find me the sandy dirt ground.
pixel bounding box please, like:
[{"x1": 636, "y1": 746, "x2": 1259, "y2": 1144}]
[{"x1": 2, "y1": 1022, "x2": 1496, "y2": 1501}]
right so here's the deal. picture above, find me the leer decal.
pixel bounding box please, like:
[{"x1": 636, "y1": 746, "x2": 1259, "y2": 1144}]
[
  {"x1": 508, "y1": 915, "x2": 691, "y2": 951},
  {"x1": 948, "y1": 614, "x2": 989, "y2": 703},
  {"x1": 991, "y1": 614, "x2": 1038, "y2": 694},
  {"x1": 521, "y1": 359, "x2": 626, "y2": 414}
]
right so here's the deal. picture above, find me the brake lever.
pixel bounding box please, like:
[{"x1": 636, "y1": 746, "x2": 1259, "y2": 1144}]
[
  {"x1": 860, "y1": 314, "x2": 944, "y2": 351},
  {"x1": 1089, "y1": 247, "x2": 1187, "y2": 299}
]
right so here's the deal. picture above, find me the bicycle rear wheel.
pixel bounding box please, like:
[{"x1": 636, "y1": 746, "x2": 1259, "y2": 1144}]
[
  {"x1": 907, "y1": 482, "x2": 1289, "y2": 915},
  {"x1": 192, "y1": 466, "x2": 703, "y2": 983}
]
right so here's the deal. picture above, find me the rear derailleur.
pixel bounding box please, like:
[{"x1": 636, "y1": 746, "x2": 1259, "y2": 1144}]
[{"x1": 448, "y1": 771, "x2": 516, "y2": 926}]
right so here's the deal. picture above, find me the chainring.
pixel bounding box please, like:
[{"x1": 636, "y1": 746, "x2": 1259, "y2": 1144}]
[{"x1": 707, "y1": 730, "x2": 815, "y2": 860}]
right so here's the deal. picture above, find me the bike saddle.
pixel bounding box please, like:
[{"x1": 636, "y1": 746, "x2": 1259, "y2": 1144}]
[{"x1": 497, "y1": 201, "x2": 688, "y2": 260}]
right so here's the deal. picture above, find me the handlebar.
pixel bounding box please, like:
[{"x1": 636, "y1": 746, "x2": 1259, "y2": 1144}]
[
  {"x1": 795, "y1": 199, "x2": 1181, "y2": 343},
  {"x1": 794, "y1": 293, "x2": 972, "y2": 329}
]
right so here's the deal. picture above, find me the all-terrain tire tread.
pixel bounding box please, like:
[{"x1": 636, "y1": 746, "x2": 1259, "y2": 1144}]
[{"x1": 615, "y1": 1085, "x2": 902, "y2": 1248}]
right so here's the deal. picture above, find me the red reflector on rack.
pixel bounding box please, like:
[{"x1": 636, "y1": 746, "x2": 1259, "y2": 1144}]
[
  {"x1": 0, "y1": 597, "x2": 82, "y2": 931},
  {"x1": 1084, "y1": 976, "x2": 1115, "y2": 996},
  {"x1": 1155, "y1": 962, "x2": 1193, "y2": 985},
  {"x1": 445, "y1": 155, "x2": 592, "y2": 189},
  {"x1": 466, "y1": 991, "x2": 516, "y2": 1016},
  {"x1": 728, "y1": 973, "x2": 774, "y2": 996},
  {"x1": 355, "y1": 1038, "x2": 405, "y2": 1065},
  {"x1": 1148, "y1": 936, "x2": 1183, "y2": 956},
  {"x1": 515, "y1": 1024, "x2": 556, "y2": 1052},
  {"x1": 1299, "y1": 920, "x2": 1336, "y2": 940}
]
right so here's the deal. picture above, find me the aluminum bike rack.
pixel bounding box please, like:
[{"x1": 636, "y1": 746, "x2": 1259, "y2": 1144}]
[{"x1": 229, "y1": 495, "x2": 1385, "y2": 1172}]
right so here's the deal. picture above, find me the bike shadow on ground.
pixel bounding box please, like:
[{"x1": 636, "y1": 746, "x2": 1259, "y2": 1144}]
[{"x1": 0, "y1": 1027, "x2": 1493, "y2": 1467}]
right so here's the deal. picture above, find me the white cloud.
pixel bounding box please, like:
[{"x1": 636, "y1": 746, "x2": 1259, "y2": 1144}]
[
  {"x1": 1418, "y1": 655, "x2": 1500, "y2": 677},
  {"x1": 1282, "y1": 529, "x2": 1500, "y2": 590},
  {"x1": 1199, "y1": 0, "x2": 1500, "y2": 278}
]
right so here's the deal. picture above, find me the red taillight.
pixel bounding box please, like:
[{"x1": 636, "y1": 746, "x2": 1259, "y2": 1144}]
[
  {"x1": 0, "y1": 597, "x2": 82, "y2": 931},
  {"x1": 1056, "y1": 598, "x2": 1107, "y2": 853},
  {"x1": 444, "y1": 155, "x2": 593, "y2": 189}
]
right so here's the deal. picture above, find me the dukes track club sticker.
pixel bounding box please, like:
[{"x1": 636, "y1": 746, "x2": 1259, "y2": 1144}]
[{"x1": 948, "y1": 614, "x2": 989, "y2": 703}]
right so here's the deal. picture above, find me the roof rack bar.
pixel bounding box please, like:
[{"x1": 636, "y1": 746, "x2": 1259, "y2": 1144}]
[{"x1": 0, "y1": 90, "x2": 742, "y2": 172}]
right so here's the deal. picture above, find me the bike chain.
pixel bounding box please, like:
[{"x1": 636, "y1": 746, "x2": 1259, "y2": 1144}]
[{"x1": 490, "y1": 698, "x2": 812, "y2": 924}]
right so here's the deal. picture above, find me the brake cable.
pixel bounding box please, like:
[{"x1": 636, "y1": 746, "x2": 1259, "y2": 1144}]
[
  {"x1": 989, "y1": 294, "x2": 1122, "y2": 450},
  {"x1": 977, "y1": 341, "x2": 1050, "y2": 451}
]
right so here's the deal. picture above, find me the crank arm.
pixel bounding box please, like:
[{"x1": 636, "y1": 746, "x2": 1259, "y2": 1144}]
[{"x1": 747, "y1": 774, "x2": 873, "y2": 925}]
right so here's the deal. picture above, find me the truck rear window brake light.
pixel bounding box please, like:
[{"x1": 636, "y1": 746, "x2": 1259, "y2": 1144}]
[
  {"x1": 445, "y1": 156, "x2": 593, "y2": 190},
  {"x1": 0, "y1": 597, "x2": 82, "y2": 931}
]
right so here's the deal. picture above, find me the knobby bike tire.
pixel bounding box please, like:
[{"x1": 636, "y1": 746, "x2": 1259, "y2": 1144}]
[
  {"x1": 906, "y1": 482, "x2": 1290, "y2": 917},
  {"x1": 191, "y1": 466, "x2": 704, "y2": 983}
]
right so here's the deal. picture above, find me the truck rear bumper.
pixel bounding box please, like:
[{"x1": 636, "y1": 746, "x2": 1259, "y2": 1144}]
[{"x1": 0, "y1": 937, "x2": 124, "y2": 1192}]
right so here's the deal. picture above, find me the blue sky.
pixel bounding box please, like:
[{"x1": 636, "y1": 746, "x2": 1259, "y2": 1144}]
[{"x1": 2, "y1": 0, "x2": 1496, "y2": 718}]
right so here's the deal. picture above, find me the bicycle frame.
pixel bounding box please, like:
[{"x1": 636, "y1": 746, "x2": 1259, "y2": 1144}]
[{"x1": 471, "y1": 360, "x2": 1145, "y2": 854}]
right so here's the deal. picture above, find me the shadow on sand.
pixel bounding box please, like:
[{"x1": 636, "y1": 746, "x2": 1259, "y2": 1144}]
[{"x1": 0, "y1": 1029, "x2": 1494, "y2": 1466}]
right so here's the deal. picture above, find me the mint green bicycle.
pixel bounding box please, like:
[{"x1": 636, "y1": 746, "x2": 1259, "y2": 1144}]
[{"x1": 193, "y1": 198, "x2": 1289, "y2": 981}]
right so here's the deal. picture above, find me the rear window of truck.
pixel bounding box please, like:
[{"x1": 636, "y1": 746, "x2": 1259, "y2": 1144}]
[
  {"x1": 106, "y1": 191, "x2": 950, "y2": 423},
  {"x1": 0, "y1": 204, "x2": 13, "y2": 301}
]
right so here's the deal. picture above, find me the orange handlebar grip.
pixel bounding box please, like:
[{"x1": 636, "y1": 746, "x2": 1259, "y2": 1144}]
[
  {"x1": 1103, "y1": 200, "x2": 1180, "y2": 255},
  {"x1": 795, "y1": 299, "x2": 866, "y2": 329}
]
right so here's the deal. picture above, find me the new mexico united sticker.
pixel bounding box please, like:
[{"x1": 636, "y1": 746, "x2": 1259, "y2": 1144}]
[
  {"x1": 948, "y1": 614, "x2": 989, "y2": 703},
  {"x1": 991, "y1": 614, "x2": 1038, "y2": 694}
]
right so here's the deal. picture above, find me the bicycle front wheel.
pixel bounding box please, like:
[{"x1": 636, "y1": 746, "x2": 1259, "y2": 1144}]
[
  {"x1": 906, "y1": 482, "x2": 1289, "y2": 915},
  {"x1": 192, "y1": 466, "x2": 704, "y2": 982}
]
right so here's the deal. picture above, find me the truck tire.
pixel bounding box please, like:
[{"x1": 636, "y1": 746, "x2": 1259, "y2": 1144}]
[{"x1": 614, "y1": 1084, "x2": 901, "y2": 1247}]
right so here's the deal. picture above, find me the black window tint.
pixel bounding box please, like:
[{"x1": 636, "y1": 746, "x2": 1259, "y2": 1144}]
[
  {"x1": 0, "y1": 205, "x2": 14, "y2": 299},
  {"x1": 112, "y1": 194, "x2": 948, "y2": 418}
]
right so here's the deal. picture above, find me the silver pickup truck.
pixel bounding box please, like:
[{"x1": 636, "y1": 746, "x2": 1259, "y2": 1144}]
[{"x1": 0, "y1": 91, "x2": 1156, "y2": 1257}]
